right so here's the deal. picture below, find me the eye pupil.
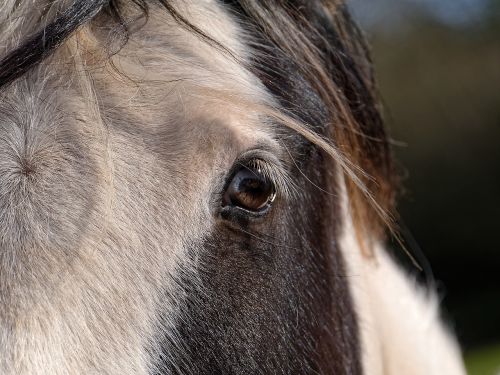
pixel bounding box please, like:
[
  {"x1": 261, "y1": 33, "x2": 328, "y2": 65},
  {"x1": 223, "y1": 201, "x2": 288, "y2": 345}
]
[{"x1": 224, "y1": 167, "x2": 275, "y2": 212}]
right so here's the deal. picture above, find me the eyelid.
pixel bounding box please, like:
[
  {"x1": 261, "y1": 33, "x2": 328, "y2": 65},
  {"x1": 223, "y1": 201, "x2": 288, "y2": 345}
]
[{"x1": 232, "y1": 149, "x2": 296, "y2": 201}]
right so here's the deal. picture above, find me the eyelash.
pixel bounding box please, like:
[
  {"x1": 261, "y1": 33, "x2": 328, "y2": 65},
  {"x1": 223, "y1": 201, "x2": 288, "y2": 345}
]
[{"x1": 219, "y1": 155, "x2": 287, "y2": 220}]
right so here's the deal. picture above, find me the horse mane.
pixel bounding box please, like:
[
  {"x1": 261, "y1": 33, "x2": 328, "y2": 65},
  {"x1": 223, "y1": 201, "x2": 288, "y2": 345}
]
[{"x1": 0, "y1": 0, "x2": 397, "y2": 254}]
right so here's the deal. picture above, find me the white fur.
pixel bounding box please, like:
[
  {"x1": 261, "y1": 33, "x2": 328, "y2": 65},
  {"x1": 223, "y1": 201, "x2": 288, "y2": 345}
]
[
  {"x1": 0, "y1": 1, "x2": 273, "y2": 373},
  {"x1": 339, "y1": 179, "x2": 467, "y2": 375}
]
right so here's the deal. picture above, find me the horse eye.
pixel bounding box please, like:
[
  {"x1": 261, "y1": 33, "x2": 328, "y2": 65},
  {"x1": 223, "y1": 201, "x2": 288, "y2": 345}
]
[{"x1": 223, "y1": 166, "x2": 276, "y2": 213}]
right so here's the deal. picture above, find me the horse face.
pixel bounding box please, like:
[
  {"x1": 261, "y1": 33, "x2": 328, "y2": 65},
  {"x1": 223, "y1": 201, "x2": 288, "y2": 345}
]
[{"x1": 0, "y1": 1, "x2": 369, "y2": 374}]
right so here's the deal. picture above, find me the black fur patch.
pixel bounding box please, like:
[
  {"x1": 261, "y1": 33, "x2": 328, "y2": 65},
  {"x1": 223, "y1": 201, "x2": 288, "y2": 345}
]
[
  {"x1": 156, "y1": 144, "x2": 359, "y2": 375},
  {"x1": 153, "y1": 2, "x2": 362, "y2": 374}
]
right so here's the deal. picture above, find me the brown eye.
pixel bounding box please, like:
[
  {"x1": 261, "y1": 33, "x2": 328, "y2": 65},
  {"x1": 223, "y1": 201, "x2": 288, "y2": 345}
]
[{"x1": 223, "y1": 166, "x2": 276, "y2": 212}]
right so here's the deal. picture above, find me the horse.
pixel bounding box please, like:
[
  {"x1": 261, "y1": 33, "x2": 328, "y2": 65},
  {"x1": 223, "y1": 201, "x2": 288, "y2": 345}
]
[{"x1": 0, "y1": 1, "x2": 466, "y2": 374}]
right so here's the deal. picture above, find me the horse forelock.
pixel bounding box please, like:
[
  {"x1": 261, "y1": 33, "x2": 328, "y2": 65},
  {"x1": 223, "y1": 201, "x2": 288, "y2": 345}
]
[{"x1": 0, "y1": 1, "x2": 397, "y2": 374}]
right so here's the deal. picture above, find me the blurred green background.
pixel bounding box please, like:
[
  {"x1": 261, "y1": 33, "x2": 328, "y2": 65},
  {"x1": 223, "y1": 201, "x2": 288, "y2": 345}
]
[{"x1": 349, "y1": 1, "x2": 500, "y2": 374}]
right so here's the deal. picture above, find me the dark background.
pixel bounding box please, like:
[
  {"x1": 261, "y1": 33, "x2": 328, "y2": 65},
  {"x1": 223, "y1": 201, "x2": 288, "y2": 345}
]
[{"x1": 349, "y1": 0, "x2": 500, "y2": 361}]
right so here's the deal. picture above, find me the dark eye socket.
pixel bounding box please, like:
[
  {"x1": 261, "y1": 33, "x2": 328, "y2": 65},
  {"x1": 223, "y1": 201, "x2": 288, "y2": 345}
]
[{"x1": 223, "y1": 164, "x2": 276, "y2": 213}]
